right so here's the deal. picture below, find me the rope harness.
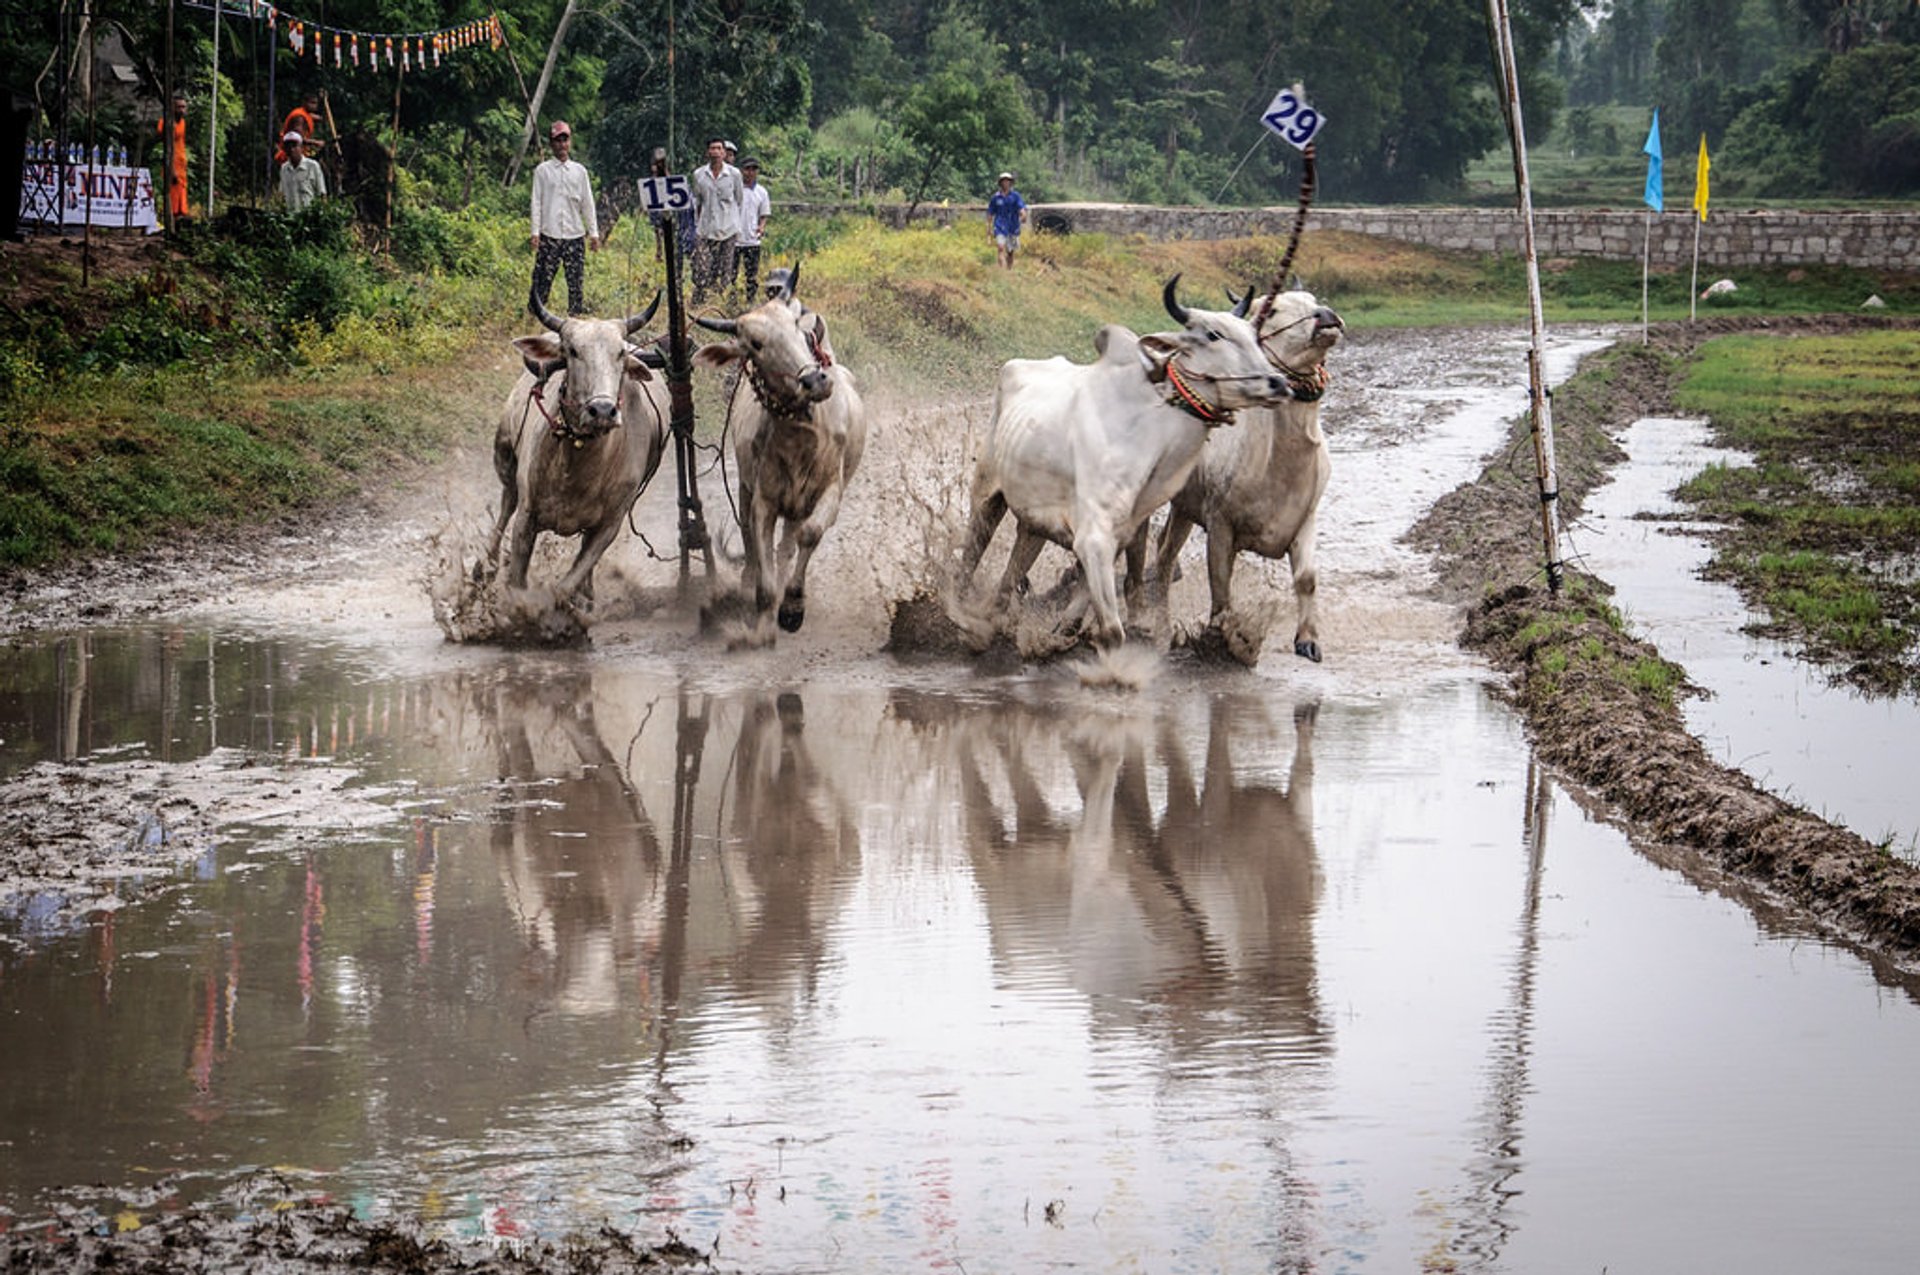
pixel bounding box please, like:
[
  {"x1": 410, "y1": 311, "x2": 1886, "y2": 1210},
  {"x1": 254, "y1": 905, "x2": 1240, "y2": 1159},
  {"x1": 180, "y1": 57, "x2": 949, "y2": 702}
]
[
  {"x1": 1161, "y1": 357, "x2": 1236, "y2": 426},
  {"x1": 743, "y1": 347, "x2": 827, "y2": 422},
  {"x1": 527, "y1": 351, "x2": 635, "y2": 446}
]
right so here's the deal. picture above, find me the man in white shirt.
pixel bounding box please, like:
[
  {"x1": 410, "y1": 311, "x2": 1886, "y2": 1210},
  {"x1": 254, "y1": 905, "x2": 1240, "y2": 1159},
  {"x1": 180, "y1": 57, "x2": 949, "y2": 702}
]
[
  {"x1": 278, "y1": 132, "x2": 326, "y2": 212},
  {"x1": 529, "y1": 120, "x2": 600, "y2": 315},
  {"x1": 690, "y1": 136, "x2": 742, "y2": 306},
  {"x1": 734, "y1": 156, "x2": 770, "y2": 301}
]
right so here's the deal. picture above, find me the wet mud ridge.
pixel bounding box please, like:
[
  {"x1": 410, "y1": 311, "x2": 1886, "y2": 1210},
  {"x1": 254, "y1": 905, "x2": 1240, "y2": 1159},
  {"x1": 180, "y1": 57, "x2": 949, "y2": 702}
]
[
  {"x1": 0, "y1": 1172, "x2": 715, "y2": 1273},
  {"x1": 1410, "y1": 314, "x2": 1920, "y2": 967}
]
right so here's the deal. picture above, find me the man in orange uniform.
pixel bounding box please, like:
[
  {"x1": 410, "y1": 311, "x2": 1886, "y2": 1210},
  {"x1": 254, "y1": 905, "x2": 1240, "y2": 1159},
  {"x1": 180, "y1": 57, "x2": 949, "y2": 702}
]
[
  {"x1": 156, "y1": 94, "x2": 189, "y2": 221},
  {"x1": 275, "y1": 92, "x2": 322, "y2": 167}
]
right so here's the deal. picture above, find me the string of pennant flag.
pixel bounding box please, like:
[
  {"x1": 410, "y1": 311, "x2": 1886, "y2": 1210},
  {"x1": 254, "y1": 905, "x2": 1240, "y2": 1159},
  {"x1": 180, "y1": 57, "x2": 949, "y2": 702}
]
[{"x1": 183, "y1": 0, "x2": 506, "y2": 72}]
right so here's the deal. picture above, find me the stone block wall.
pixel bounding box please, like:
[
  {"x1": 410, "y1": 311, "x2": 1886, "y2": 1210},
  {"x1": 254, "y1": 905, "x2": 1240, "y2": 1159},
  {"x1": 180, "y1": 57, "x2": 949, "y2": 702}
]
[{"x1": 784, "y1": 202, "x2": 1920, "y2": 271}]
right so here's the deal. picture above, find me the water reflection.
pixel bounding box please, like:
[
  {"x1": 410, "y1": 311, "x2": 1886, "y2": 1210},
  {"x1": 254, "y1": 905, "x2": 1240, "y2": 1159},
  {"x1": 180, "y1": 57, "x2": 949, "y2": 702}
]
[
  {"x1": 487, "y1": 671, "x2": 665, "y2": 1019},
  {"x1": 7, "y1": 622, "x2": 1920, "y2": 1271}
]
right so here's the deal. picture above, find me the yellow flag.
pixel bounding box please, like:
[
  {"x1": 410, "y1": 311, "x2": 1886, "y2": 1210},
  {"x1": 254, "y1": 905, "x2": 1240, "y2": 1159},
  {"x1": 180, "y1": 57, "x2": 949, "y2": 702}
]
[{"x1": 1693, "y1": 134, "x2": 1711, "y2": 222}]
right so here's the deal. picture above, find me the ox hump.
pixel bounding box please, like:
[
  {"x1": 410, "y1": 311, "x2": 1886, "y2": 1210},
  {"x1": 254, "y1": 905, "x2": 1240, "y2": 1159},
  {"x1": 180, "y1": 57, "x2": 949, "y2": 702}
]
[{"x1": 1093, "y1": 324, "x2": 1141, "y2": 364}]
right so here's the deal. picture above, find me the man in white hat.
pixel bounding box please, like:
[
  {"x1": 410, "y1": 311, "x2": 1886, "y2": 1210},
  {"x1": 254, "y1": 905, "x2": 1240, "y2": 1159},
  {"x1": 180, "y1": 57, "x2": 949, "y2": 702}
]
[
  {"x1": 529, "y1": 119, "x2": 600, "y2": 315},
  {"x1": 278, "y1": 131, "x2": 327, "y2": 212},
  {"x1": 987, "y1": 171, "x2": 1027, "y2": 269}
]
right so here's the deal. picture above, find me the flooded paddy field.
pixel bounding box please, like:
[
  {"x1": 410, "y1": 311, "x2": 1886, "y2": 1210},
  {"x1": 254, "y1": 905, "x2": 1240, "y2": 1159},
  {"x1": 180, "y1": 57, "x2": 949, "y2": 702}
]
[{"x1": 4, "y1": 328, "x2": 1919, "y2": 1273}]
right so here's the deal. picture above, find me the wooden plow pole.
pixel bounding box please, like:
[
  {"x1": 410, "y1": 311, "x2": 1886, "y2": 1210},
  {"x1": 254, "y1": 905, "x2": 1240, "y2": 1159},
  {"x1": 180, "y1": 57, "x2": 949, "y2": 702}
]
[{"x1": 650, "y1": 147, "x2": 712, "y2": 588}]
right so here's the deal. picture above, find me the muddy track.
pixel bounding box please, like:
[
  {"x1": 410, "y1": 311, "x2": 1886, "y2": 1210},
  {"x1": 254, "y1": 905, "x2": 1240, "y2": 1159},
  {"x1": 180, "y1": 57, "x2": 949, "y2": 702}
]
[{"x1": 1409, "y1": 313, "x2": 1920, "y2": 967}]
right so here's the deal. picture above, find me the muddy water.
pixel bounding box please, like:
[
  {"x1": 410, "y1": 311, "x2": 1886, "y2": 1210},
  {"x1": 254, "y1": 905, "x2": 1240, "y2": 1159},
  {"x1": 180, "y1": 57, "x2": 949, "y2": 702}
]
[
  {"x1": 5, "y1": 329, "x2": 1920, "y2": 1273},
  {"x1": 1578, "y1": 417, "x2": 1920, "y2": 856}
]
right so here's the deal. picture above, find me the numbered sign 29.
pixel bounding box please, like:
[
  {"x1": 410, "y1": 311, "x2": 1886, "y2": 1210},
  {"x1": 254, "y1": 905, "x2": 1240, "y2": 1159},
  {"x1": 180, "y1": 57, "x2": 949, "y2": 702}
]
[
  {"x1": 1261, "y1": 87, "x2": 1324, "y2": 150},
  {"x1": 640, "y1": 175, "x2": 692, "y2": 214}
]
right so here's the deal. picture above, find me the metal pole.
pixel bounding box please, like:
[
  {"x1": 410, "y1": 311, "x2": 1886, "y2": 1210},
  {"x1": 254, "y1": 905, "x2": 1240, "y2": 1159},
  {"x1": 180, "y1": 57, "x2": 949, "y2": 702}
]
[
  {"x1": 83, "y1": 0, "x2": 95, "y2": 287},
  {"x1": 163, "y1": 0, "x2": 175, "y2": 234},
  {"x1": 1641, "y1": 209, "x2": 1651, "y2": 345},
  {"x1": 207, "y1": 0, "x2": 220, "y2": 216},
  {"x1": 1690, "y1": 216, "x2": 1701, "y2": 323},
  {"x1": 1487, "y1": 0, "x2": 1561, "y2": 595},
  {"x1": 265, "y1": 8, "x2": 276, "y2": 192},
  {"x1": 652, "y1": 146, "x2": 711, "y2": 585}
]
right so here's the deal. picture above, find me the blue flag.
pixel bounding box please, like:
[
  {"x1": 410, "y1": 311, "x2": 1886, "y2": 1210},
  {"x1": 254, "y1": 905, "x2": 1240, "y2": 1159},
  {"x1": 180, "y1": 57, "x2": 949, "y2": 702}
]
[{"x1": 1642, "y1": 109, "x2": 1664, "y2": 212}]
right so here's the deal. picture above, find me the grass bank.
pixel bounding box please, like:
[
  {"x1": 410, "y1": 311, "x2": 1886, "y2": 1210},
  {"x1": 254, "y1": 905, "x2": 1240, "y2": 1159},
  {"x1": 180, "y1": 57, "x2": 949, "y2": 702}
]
[{"x1": 1672, "y1": 327, "x2": 1920, "y2": 693}]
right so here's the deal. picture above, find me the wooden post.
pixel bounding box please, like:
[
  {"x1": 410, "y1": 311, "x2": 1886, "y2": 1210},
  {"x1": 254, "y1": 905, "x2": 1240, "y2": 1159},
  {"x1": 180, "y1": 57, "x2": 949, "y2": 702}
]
[{"x1": 1487, "y1": 0, "x2": 1562, "y2": 595}]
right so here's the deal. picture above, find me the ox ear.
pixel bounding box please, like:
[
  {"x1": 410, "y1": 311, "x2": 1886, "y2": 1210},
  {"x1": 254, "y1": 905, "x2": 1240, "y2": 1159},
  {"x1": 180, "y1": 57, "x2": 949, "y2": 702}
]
[
  {"x1": 621, "y1": 352, "x2": 656, "y2": 382},
  {"x1": 513, "y1": 334, "x2": 566, "y2": 382},
  {"x1": 692, "y1": 340, "x2": 743, "y2": 370},
  {"x1": 1137, "y1": 333, "x2": 1177, "y2": 383}
]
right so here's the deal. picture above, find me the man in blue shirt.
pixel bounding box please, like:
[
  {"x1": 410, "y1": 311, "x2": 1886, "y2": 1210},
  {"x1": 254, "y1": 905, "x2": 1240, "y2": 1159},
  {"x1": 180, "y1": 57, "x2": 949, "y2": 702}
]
[{"x1": 987, "y1": 171, "x2": 1027, "y2": 269}]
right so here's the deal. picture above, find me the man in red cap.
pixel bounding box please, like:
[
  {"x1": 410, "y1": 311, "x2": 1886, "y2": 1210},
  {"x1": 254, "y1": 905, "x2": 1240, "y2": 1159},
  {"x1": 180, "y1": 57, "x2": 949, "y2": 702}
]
[{"x1": 529, "y1": 120, "x2": 600, "y2": 315}]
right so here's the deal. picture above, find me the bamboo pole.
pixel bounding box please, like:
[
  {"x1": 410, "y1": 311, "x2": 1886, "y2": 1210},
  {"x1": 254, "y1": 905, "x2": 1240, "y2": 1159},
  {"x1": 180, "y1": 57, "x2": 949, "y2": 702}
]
[
  {"x1": 1486, "y1": 0, "x2": 1562, "y2": 594},
  {"x1": 504, "y1": 0, "x2": 576, "y2": 188}
]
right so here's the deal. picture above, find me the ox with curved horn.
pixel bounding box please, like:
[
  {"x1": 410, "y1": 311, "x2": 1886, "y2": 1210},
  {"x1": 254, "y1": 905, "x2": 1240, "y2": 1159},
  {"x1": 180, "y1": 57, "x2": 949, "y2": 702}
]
[
  {"x1": 529, "y1": 288, "x2": 662, "y2": 338},
  {"x1": 1144, "y1": 273, "x2": 1344, "y2": 666},
  {"x1": 961, "y1": 275, "x2": 1292, "y2": 651},
  {"x1": 693, "y1": 283, "x2": 865, "y2": 637},
  {"x1": 477, "y1": 290, "x2": 673, "y2": 608}
]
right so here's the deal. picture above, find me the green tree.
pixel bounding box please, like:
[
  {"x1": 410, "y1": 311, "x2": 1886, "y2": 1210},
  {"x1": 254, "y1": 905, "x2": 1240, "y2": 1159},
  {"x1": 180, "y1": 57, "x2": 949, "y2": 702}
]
[
  {"x1": 896, "y1": 14, "x2": 1039, "y2": 212},
  {"x1": 599, "y1": 0, "x2": 817, "y2": 178}
]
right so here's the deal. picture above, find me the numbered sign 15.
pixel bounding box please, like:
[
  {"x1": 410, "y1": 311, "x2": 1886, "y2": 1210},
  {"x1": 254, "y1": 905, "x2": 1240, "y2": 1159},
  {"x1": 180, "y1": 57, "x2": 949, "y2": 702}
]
[
  {"x1": 1261, "y1": 87, "x2": 1324, "y2": 150},
  {"x1": 640, "y1": 175, "x2": 692, "y2": 214}
]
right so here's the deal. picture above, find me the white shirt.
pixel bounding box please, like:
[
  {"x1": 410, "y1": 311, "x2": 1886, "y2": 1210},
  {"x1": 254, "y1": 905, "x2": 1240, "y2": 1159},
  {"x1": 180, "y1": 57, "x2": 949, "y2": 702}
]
[
  {"x1": 737, "y1": 181, "x2": 770, "y2": 246},
  {"x1": 279, "y1": 155, "x2": 326, "y2": 211},
  {"x1": 530, "y1": 156, "x2": 598, "y2": 242},
  {"x1": 692, "y1": 163, "x2": 743, "y2": 241}
]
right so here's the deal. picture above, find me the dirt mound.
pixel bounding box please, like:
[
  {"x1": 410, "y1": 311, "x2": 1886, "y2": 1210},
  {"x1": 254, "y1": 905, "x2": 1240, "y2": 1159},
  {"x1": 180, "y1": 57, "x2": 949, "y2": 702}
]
[{"x1": 1412, "y1": 315, "x2": 1920, "y2": 966}]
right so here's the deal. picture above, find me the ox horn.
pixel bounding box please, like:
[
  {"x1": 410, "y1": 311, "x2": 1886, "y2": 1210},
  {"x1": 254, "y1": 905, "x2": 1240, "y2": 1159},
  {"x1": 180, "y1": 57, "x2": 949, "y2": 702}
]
[
  {"x1": 695, "y1": 316, "x2": 739, "y2": 335},
  {"x1": 786, "y1": 261, "x2": 801, "y2": 296},
  {"x1": 1162, "y1": 274, "x2": 1189, "y2": 325},
  {"x1": 528, "y1": 288, "x2": 565, "y2": 333},
  {"x1": 624, "y1": 290, "x2": 663, "y2": 335},
  {"x1": 1231, "y1": 285, "x2": 1254, "y2": 319}
]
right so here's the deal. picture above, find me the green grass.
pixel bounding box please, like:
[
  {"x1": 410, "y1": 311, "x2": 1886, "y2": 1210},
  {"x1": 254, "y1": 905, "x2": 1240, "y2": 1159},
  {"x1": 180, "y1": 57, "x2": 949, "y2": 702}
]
[{"x1": 1670, "y1": 328, "x2": 1920, "y2": 690}]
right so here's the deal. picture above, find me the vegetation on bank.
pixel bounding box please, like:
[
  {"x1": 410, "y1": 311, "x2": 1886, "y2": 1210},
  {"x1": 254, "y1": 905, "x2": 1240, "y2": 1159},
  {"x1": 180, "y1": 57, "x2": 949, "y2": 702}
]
[{"x1": 1671, "y1": 327, "x2": 1920, "y2": 693}]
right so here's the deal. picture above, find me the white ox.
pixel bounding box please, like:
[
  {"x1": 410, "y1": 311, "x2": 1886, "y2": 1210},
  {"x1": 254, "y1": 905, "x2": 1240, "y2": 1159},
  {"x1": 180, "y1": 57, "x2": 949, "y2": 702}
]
[
  {"x1": 1151, "y1": 287, "x2": 1344, "y2": 661},
  {"x1": 695, "y1": 267, "x2": 865, "y2": 633},
  {"x1": 483, "y1": 291, "x2": 669, "y2": 603},
  {"x1": 959, "y1": 276, "x2": 1296, "y2": 648}
]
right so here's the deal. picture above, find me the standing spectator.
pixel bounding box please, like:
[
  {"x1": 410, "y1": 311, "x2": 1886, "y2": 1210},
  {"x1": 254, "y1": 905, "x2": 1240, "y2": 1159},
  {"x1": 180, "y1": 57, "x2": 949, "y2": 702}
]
[
  {"x1": 734, "y1": 156, "x2": 770, "y2": 301},
  {"x1": 690, "y1": 136, "x2": 742, "y2": 305},
  {"x1": 156, "y1": 94, "x2": 189, "y2": 222},
  {"x1": 277, "y1": 132, "x2": 326, "y2": 211},
  {"x1": 987, "y1": 171, "x2": 1027, "y2": 269},
  {"x1": 275, "y1": 91, "x2": 322, "y2": 166},
  {"x1": 529, "y1": 120, "x2": 600, "y2": 316}
]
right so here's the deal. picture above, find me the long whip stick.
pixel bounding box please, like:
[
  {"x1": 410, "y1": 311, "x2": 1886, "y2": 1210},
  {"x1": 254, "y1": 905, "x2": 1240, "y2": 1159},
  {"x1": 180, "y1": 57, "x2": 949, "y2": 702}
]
[{"x1": 1256, "y1": 141, "x2": 1316, "y2": 329}]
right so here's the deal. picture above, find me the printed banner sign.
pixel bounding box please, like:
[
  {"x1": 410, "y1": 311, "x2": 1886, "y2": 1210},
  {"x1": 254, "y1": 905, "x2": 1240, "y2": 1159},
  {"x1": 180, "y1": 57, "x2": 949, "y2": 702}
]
[{"x1": 19, "y1": 161, "x2": 160, "y2": 233}]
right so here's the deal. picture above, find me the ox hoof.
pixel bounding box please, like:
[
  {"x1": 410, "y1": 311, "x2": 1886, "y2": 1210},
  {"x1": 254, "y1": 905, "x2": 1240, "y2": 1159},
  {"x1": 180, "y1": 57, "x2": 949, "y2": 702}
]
[
  {"x1": 1294, "y1": 638, "x2": 1323, "y2": 663},
  {"x1": 777, "y1": 599, "x2": 805, "y2": 633}
]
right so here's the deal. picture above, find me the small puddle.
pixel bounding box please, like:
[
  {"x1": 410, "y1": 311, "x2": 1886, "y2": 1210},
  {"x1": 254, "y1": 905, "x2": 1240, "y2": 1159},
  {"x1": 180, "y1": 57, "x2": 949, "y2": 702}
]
[
  {"x1": 6, "y1": 331, "x2": 1920, "y2": 1273},
  {"x1": 1578, "y1": 417, "x2": 1920, "y2": 855}
]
